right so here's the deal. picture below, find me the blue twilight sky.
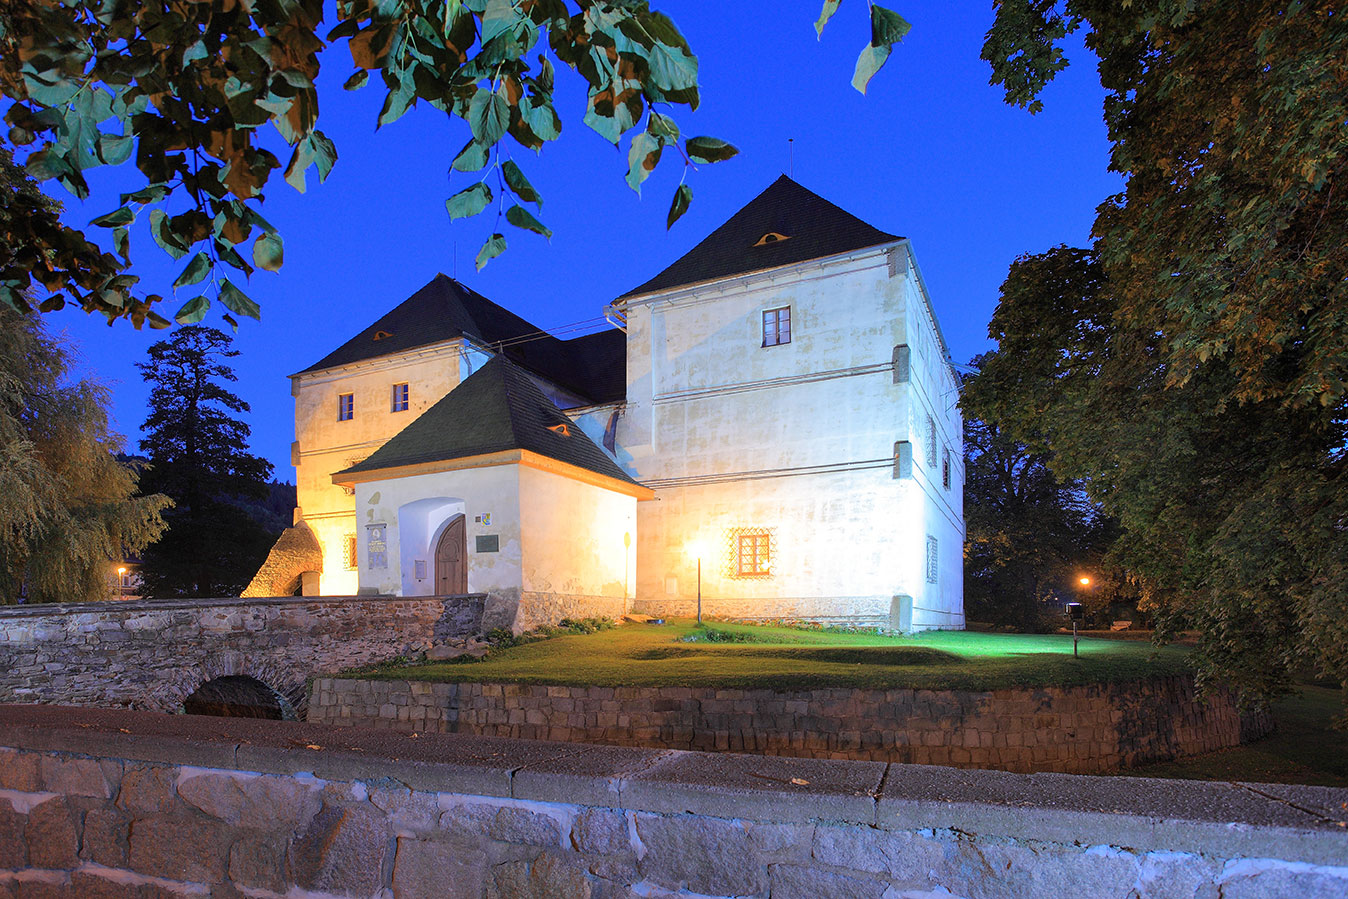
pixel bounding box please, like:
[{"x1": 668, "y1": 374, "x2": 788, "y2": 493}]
[{"x1": 50, "y1": 3, "x2": 1122, "y2": 479}]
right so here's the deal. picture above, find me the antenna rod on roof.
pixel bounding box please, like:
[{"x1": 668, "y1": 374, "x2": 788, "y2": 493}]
[{"x1": 788, "y1": 138, "x2": 794, "y2": 177}]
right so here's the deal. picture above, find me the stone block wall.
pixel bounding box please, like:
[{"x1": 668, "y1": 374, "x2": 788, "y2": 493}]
[
  {"x1": 310, "y1": 675, "x2": 1272, "y2": 774},
  {"x1": 1, "y1": 704, "x2": 1345, "y2": 899},
  {"x1": 0, "y1": 595, "x2": 485, "y2": 715}
]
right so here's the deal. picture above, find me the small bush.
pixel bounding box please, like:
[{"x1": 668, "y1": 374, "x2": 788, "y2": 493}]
[
  {"x1": 678, "y1": 625, "x2": 774, "y2": 644},
  {"x1": 485, "y1": 617, "x2": 617, "y2": 652}
]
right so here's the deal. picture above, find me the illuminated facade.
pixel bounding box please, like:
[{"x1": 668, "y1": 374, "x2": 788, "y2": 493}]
[{"x1": 257, "y1": 177, "x2": 964, "y2": 631}]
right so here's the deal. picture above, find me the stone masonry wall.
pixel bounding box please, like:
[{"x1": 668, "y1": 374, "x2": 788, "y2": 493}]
[
  {"x1": 0, "y1": 595, "x2": 485, "y2": 716},
  {"x1": 1, "y1": 704, "x2": 1345, "y2": 899},
  {"x1": 309, "y1": 675, "x2": 1272, "y2": 775}
]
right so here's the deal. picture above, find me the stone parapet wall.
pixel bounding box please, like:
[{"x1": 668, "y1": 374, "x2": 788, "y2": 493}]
[
  {"x1": 0, "y1": 595, "x2": 485, "y2": 715},
  {"x1": 310, "y1": 674, "x2": 1272, "y2": 774},
  {"x1": 1, "y1": 704, "x2": 1345, "y2": 899}
]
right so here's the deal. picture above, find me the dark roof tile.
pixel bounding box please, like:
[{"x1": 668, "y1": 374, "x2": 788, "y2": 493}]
[{"x1": 618, "y1": 175, "x2": 900, "y2": 299}]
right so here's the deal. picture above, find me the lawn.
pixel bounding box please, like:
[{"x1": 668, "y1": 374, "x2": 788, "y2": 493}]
[{"x1": 349, "y1": 618, "x2": 1192, "y2": 692}]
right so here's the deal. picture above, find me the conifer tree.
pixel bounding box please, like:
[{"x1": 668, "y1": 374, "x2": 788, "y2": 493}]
[{"x1": 136, "y1": 326, "x2": 276, "y2": 597}]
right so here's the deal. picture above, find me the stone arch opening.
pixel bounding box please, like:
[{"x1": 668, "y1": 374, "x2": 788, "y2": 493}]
[{"x1": 182, "y1": 675, "x2": 298, "y2": 720}]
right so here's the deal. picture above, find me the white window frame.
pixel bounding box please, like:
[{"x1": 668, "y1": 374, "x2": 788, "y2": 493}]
[
  {"x1": 391, "y1": 382, "x2": 409, "y2": 413},
  {"x1": 338, "y1": 392, "x2": 354, "y2": 421}
]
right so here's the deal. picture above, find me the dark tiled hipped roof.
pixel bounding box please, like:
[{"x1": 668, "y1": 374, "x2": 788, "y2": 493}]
[
  {"x1": 619, "y1": 175, "x2": 901, "y2": 299},
  {"x1": 335, "y1": 356, "x2": 638, "y2": 487},
  {"x1": 299, "y1": 274, "x2": 625, "y2": 406}
]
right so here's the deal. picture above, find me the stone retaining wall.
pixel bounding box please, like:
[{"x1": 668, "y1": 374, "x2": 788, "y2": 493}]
[
  {"x1": 309, "y1": 674, "x2": 1272, "y2": 774},
  {"x1": 0, "y1": 595, "x2": 485, "y2": 715},
  {"x1": 1, "y1": 704, "x2": 1345, "y2": 899}
]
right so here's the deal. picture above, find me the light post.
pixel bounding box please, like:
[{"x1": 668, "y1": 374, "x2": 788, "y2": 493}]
[
  {"x1": 687, "y1": 541, "x2": 706, "y2": 625},
  {"x1": 115, "y1": 566, "x2": 127, "y2": 600},
  {"x1": 1069, "y1": 575, "x2": 1092, "y2": 657}
]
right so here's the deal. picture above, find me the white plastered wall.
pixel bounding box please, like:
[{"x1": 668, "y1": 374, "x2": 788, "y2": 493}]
[
  {"x1": 290, "y1": 340, "x2": 493, "y2": 595},
  {"x1": 618, "y1": 244, "x2": 964, "y2": 630}
]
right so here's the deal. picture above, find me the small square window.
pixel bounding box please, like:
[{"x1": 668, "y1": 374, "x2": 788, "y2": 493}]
[
  {"x1": 926, "y1": 536, "x2": 939, "y2": 585},
  {"x1": 343, "y1": 534, "x2": 358, "y2": 570},
  {"x1": 736, "y1": 532, "x2": 772, "y2": 577},
  {"x1": 391, "y1": 383, "x2": 409, "y2": 413},
  {"x1": 942, "y1": 447, "x2": 951, "y2": 490},
  {"x1": 762, "y1": 307, "x2": 791, "y2": 347},
  {"x1": 338, "y1": 393, "x2": 354, "y2": 421}
]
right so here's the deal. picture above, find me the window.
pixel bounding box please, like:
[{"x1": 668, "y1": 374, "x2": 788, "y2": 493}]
[
  {"x1": 942, "y1": 447, "x2": 951, "y2": 490},
  {"x1": 338, "y1": 392, "x2": 354, "y2": 421},
  {"x1": 925, "y1": 536, "x2": 939, "y2": 584},
  {"x1": 762, "y1": 307, "x2": 791, "y2": 347},
  {"x1": 736, "y1": 531, "x2": 772, "y2": 577},
  {"x1": 926, "y1": 415, "x2": 938, "y2": 467},
  {"x1": 343, "y1": 534, "x2": 358, "y2": 570},
  {"x1": 391, "y1": 383, "x2": 409, "y2": 413}
]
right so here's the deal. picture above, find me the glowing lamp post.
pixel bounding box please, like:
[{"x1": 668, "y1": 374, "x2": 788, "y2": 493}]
[
  {"x1": 687, "y1": 540, "x2": 707, "y2": 625},
  {"x1": 115, "y1": 566, "x2": 127, "y2": 599}
]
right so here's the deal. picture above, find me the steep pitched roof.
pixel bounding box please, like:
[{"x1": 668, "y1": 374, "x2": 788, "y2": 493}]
[
  {"x1": 335, "y1": 356, "x2": 638, "y2": 487},
  {"x1": 618, "y1": 175, "x2": 901, "y2": 299},
  {"x1": 298, "y1": 274, "x2": 626, "y2": 405}
]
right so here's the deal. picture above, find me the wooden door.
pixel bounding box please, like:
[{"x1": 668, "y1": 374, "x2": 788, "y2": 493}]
[{"x1": 435, "y1": 515, "x2": 467, "y2": 594}]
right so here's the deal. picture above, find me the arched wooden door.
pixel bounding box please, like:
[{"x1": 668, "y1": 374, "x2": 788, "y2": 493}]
[{"x1": 435, "y1": 514, "x2": 467, "y2": 595}]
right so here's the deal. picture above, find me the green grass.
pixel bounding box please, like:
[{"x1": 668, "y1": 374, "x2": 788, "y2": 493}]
[
  {"x1": 347, "y1": 618, "x2": 1191, "y2": 692},
  {"x1": 1126, "y1": 685, "x2": 1348, "y2": 787}
]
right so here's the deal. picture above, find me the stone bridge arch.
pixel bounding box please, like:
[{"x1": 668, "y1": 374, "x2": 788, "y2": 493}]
[{"x1": 156, "y1": 651, "x2": 308, "y2": 719}]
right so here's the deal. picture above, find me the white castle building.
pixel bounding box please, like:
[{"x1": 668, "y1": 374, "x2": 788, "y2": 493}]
[{"x1": 246, "y1": 177, "x2": 965, "y2": 632}]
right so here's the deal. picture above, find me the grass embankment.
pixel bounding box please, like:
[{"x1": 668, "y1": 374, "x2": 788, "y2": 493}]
[
  {"x1": 1128, "y1": 684, "x2": 1348, "y2": 787},
  {"x1": 348, "y1": 619, "x2": 1190, "y2": 692}
]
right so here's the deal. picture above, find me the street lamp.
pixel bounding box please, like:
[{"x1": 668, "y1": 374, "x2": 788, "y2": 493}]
[
  {"x1": 115, "y1": 566, "x2": 127, "y2": 599},
  {"x1": 687, "y1": 540, "x2": 706, "y2": 624}
]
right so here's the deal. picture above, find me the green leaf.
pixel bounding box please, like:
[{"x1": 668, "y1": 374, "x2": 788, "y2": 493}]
[
  {"x1": 505, "y1": 204, "x2": 552, "y2": 239},
  {"x1": 173, "y1": 252, "x2": 211, "y2": 289},
  {"x1": 175, "y1": 296, "x2": 210, "y2": 324},
  {"x1": 870, "y1": 4, "x2": 912, "y2": 46},
  {"x1": 451, "y1": 139, "x2": 490, "y2": 172},
  {"x1": 97, "y1": 134, "x2": 134, "y2": 165},
  {"x1": 144, "y1": 310, "x2": 172, "y2": 329},
  {"x1": 648, "y1": 113, "x2": 679, "y2": 142},
  {"x1": 219, "y1": 279, "x2": 261, "y2": 320},
  {"x1": 667, "y1": 183, "x2": 692, "y2": 229},
  {"x1": 343, "y1": 69, "x2": 369, "y2": 91},
  {"x1": 253, "y1": 233, "x2": 284, "y2": 272},
  {"x1": 685, "y1": 137, "x2": 739, "y2": 165},
  {"x1": 149, "y1": 210, "x2": 189, "y2": 260},
  {"x1": 445, "y1": 182, "x2": 492, "y2": 219},
  {"x1": 646, "y1": 42, "x2": 699, "y2": 98},
  {"x1": 626, "y1": 132, "x2": 663, "y2": 194},
  {"x1": 815, "y1": 0, "x2": 843, "y2": 37},
  {"x1": 852, "y1": 43, "x2": 892, "y2": 94},
  {"x1": 90, "y1": 207, "x2": 134, "y2": 228},
  {"x1": 475, "y1": 233, "x2": 507, "y2": 270},
  {"x1": 468, "y1": 88, "x2": 511, "y2": 146},
  {"x1": 503, "y1": 161, "x2": 541, "y2": 206},
  {"x1": 121, "y1": 183, "x2": 170, "y2": 205}
]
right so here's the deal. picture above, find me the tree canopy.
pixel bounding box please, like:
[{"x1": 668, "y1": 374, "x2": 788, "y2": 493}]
[
  {"x1": 136, "y1": 324, "x2": 279, "y2": 597},
  {"x1": 0, "y1": 151, "x2": 169, "y2": 602},
  {"x1": 969, "y1": 4, "x2": 1347, "y2": 704},
  {"x1": 0, "y1": 0, "x2": 909, "y2": 328}
]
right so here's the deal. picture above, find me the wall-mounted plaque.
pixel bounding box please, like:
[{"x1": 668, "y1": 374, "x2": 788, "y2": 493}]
[
  {"x1": 475, "y1": 535, "x2": 499, "y2": 553},
  {"x1": 366, "y1": 524, "x2": 388, "y2": 569}
]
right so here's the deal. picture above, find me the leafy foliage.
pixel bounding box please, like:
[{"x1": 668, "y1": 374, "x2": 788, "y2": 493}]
[
  {"x1": 965, "y1": 246, "x2": 1348, "y2": 705},
  {"x1": 0, "y1": 305, "x2": 169, "y2": 604},
  {"x1": 961, "y1": 406, "x2": 1116, "y2": 632},
  {"x1": 136, "y1": 325, "x2": 278, "y2": 597},
  {"x1": 0, "y1": 0, "x2": 749, "y2": 325},
  {"x1": 976, "y1": 4, "x2": 1348, "y2": 706}
]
